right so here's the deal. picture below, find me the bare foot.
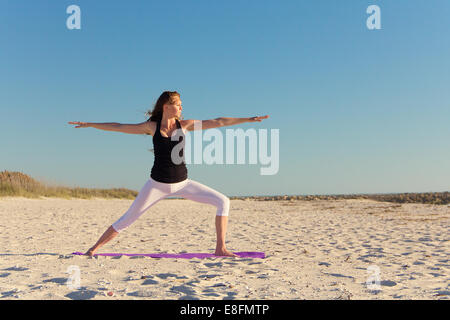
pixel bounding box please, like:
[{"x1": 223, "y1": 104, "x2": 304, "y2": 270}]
[
  {"x1": 85, "y1": 248, "x2": 96, "y2": 257},
  {"x1": 215, "y1": 248, "x2": 237, "y2": 257}
]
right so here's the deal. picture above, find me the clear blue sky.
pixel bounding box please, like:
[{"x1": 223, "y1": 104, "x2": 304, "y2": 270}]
[{"x1": 1, "y1": 0, "x2": 449, "y2": 196}]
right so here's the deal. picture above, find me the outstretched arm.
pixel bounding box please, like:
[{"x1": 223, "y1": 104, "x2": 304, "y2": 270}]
[
  {"x1": 182, "y1": 115, "x2": 269, "y2": 131},
  {"x1": 68, "y1": 121, "x2": 154, "y2": 135}
]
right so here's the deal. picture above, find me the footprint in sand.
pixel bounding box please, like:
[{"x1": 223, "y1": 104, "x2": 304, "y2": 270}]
[
  {"x1": 1, "y1": 289, "x2": 21, "y2": 298},
  {"x1": 178, "y1": 295, "x2": 200, "y2": 300},
  {"x1": 324, "y1": 273, "x2": 355, "y2": 280},
  {"x1": 142, "y1": 278, "x2": 159, "y2": 285},
  {"x1": 434, "y1": 290, "x2": 450, "y2": 297},
  {"x1": 318, "y1": 262, "x2": 331, "y2": 267},
  {"x1": 170, "y1": 284, "x2": 199, "y2": 297},
  {"x1": 199, "y1": 274, "x2": 221, "y2": 279},
  {"x1": 380, "y1": 280, "x2": 397, "y2": 287},
  {"x1": 43, "y1": 277, "x2": 68, "y2": 285},
  {"x1": 155, "y1": 273, "x2": 188, "y2": 280},
  {"x1": 203, "y1": 262, "x2": 223, "y2": 268},
  {"x1": 202, "y1": 291, "x2": 220, "y2": 297},
  {"x1": 3, "y1": 266, "x2": 29, "y2": 272},
  {"x1": 127, "y1": 290, "x2": 158, "y2": 298},
  {"x1": 223, "y1": 291, "x2": 238, "y2": 300},
  {"x1": 429, "y1": 272, "x2": 445, "y2": 278},
  {"x1": 65, "y1": 288, "x2": 99, "y2": 300}
]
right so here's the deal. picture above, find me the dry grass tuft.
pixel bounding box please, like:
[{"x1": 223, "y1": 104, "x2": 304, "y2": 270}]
[{"x1": 0, "y1": 170, "x2": 137, "y2": 199}]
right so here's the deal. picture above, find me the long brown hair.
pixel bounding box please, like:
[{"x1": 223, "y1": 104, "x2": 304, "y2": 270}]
[{"x1": 146, "y1": 91, "x2": 182, "y2": 122}]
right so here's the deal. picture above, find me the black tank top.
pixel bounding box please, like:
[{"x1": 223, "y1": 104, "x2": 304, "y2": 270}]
[{"x1": 150, "y1": 119, "x2": 188, "y2": 183}]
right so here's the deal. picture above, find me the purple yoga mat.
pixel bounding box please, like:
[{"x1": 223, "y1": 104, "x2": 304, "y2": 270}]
[{"x1": 72, "y1": 251, "x2": 265, "y2": 259}]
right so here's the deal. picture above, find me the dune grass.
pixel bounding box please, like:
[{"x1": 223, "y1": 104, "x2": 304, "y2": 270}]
[
  {"x1": 240, "y1": 192, "x2": 449, "y2": 205},
  {"x1": 1, "y1": 170, "x2": 448, "y2": 204},
  {"x1": 0, "y1": 171, "x2": 137, "y2": 199}
]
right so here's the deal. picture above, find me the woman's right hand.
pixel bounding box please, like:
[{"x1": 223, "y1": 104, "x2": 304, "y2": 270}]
[{"x1": 68, "y1": 121, "x2": 91, "y2": 128}]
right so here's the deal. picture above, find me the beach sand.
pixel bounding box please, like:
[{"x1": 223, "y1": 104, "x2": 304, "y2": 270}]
[{"x1": 0, "y1": 197, "x2": 448, "y2": 300}]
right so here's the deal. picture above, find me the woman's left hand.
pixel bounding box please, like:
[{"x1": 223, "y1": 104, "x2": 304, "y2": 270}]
[{"x1": 248, "y1": 115, "x2": 269, "y2": 122}]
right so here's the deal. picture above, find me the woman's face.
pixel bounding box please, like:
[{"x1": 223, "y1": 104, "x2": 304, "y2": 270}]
[{"x1": 165, "y1": 97, "x2": 182, "y2": 118}]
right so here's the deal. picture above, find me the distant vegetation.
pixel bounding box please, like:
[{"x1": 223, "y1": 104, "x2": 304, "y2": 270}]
[
  {"x1": 232, "y1": 192, "x2": 449, "y2": 205},
  {"x1": 0, "y1": 171, "x2": 137, "y2": 199},
  {"x1": 1, "y1": 171, "x2": 448, "y2": 205}
]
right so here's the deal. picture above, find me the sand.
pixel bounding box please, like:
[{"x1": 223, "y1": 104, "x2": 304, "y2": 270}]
[{"x1": 0, "y1": 197, "x2": 448, "y2": 300}]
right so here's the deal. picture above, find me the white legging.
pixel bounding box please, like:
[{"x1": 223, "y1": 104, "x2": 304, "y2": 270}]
[{"x1": 111, "y1": 177, "x2": 230, "y2": 232}]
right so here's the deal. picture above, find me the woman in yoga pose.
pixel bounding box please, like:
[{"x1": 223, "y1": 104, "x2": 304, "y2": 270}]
[{"x1": 69, "y1": 91, "x2": 269, "y2": 257}]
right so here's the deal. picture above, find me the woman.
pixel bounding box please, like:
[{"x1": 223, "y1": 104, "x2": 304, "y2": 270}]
[{"x1": 68, "y1": 91, "x2": 269, "y2": 257}]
